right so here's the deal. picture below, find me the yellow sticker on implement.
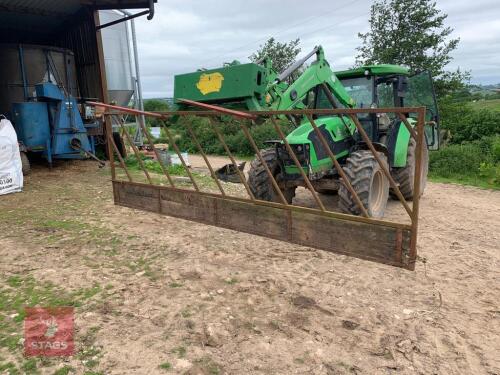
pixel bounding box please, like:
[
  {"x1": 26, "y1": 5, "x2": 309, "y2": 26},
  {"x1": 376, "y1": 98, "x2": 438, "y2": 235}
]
[{"x1": 196, "y1": 72, "x2": 224, "y2": 95}]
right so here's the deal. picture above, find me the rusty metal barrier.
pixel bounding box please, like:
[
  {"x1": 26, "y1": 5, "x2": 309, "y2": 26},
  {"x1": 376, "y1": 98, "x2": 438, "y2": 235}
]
[{"x1": 89, "y1": 102, "x2": 426, "y2": 271}]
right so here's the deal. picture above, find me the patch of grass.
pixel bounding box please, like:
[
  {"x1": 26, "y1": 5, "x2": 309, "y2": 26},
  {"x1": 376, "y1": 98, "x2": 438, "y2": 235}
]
[
  {"x1": 53, "y1": 366, "x2": 74, "y2": 375},
  {"x1": 78, "y1": 345, "x2": 102, "y2": 369},
  {"x1": 0, "y1": 274, "x2": 103, "y2": 374},
  {"x1": 429, "y1": 175, "x2": 500, "y2": 190},
  {"x1": 194, "y1": 356, "x2": 222, "y2": 375},
  {"x1": 127, "y1": 257, "x2": 160, "y2": 281},
  {"x1": 159, "y1": 362, "x2": 172, "y2": 371},
  {"x1": 168, "y1": 282, "x2": 183, "y2": 288},
  {"x1": 171, "y1": 345, "x2": 187, "y2": 358},
  {"x1": 429, "y1": 137, "x2": 500, "y2": 190},
  {"x1": 0, "y1": 362, "x2": 19, "y2": 375},
  {"x1": 21, "y1": 358, "x2": 38, "y2": 374},
  {"x1": 224, "y1": 278, "x2": 238, "y2": 285},
  {"x1": 470, "y1": 99, "x2": 500, "y2": 113},
  {"x1": 74, "y1": 284, "x2": 102, "y2": 300},
  {"x1": 42, "y1": 220, "x2": 88, "y2": 232}
]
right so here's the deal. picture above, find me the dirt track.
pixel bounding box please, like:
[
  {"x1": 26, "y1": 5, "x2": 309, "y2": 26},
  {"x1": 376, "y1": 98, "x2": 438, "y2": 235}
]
[{"x1": 0, "y1": 160, "x2": 499, "y2": 374}]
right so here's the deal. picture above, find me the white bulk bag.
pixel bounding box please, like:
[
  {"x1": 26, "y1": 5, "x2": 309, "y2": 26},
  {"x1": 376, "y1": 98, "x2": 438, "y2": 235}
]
[{"x1": 0, "y1": 117, "x2": 23, "y2": 195}]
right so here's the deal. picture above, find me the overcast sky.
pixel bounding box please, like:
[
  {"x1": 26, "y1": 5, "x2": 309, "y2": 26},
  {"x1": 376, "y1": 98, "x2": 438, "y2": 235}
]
[{"x1": 131, "y1": 0, "x2": 500, "y2": 98}]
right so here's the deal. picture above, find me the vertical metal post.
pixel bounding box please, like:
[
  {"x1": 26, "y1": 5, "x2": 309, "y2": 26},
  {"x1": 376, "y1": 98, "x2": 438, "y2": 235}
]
[
  {"x1": 129, "y1": 17, "x2": 146, "y2": 139},
  {"x1": 18, "y1": 44, "x2": 28, "y2": 101},
  {"x1": 94, "y1": 11, "x2": 115, "y2": 180},
  {"x1": 119, "y1": 10, "x2": 145, "y2": 147},
  {"x1": 408, "y1": 108, "x2": 426, "y2": 270}
]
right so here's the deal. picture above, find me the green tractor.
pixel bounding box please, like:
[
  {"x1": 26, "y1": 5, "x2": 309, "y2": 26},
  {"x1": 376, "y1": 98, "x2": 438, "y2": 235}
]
[{"x1": 173, "y1": 46, "x2": 439, "y2": 218}]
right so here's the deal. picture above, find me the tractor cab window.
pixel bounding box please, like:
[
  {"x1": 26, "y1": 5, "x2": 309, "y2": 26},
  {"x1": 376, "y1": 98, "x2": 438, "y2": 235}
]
[
  {"x1": 315, "y1": 86, "x2": 343, "y2": 110},
  {"x1": 375, "y1": 76, "x2": 399, "y2": 123},
  {"x1": 340, "y1": 77, "x2": 373, "y2": 107},
  {"x1": 339, "y1": 76, "x2": 373, "y2": 119},
  {"x1": 405, "y1": 71, "x2": 438, "y2": 121},
  {"x1": 405, "y1": 71, "x2": 440, "y2": 149},
  {"x1": 376, "y1": 77, "x2": 397, "y2": 108}
]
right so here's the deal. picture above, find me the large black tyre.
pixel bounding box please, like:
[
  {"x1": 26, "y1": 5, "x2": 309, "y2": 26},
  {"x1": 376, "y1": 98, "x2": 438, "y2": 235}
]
[
  {"x1": 20, "y1": 152, "x2": 30, "y2": 175},
  {"x1": 391, "y1": 137, "x2": 428, "y2": 200},
  {"x1": 338, "y1": 150, "x2": 390, "y2": 218},
  {"x1": 248, "y1": 148, "x2": 296, "y2": 203}
]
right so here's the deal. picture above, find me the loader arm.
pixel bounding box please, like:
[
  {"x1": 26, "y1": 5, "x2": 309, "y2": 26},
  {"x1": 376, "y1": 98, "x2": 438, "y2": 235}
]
[{"x1": 268, "y1": 46, "x2": 355, "y2": 111}]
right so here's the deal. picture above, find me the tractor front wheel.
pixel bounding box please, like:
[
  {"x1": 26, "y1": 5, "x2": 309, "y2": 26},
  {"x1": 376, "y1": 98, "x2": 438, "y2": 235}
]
[
  {"x1": 248, "y1": 148, "x2": 296, "y2": 204},
  {"x1": 391, "y1": 137, "x2": 428, "y2": 200},
  {"x1": 338, "y1": 150, "x2": 389, "y2": 218}
]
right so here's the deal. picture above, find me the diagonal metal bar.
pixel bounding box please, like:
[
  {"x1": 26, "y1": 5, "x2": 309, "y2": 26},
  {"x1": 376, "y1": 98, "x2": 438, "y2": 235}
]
[
  {"x1": 185, "y1": 122, "x2": 226, "y2": 196},
  {"x1": 104, "y1": 115, "x2": 116, "y2": 180},
  {"x1": 137, "y1": 116, "x2": 175, "y2": 187},
  {"x1": 241, "y1": 120, "x2": 289, "y2": 206},
  {"x1": 159, "y1": 120, "x2": 199, "y2": 192},
  {"x1": 397, "y1": 113, "x2": 417, "y2": 139},
  {"x1": 270, "y1": 117, "x2": 326, "y2": 212},
  {"x1": 207, "y1": 116, "x2": 255, "y2": 201},
  {"x1": 305, "y1": 114, "x2": 369, "y2": 217},
  {"x1": 109, "y1": 131, "x2": 133, "y2": 182},
  {"x1": 117, "y1": 118, "x2": 153, "y2": 184},
  {"x1": 348, "y1": 114, "x2": 413, "y2": 217}
]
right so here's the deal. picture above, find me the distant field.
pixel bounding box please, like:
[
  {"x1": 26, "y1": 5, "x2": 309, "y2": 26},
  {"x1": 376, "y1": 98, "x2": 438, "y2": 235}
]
[{"x1": 470, "y1": 98, "x2": 500, "y2": 112}]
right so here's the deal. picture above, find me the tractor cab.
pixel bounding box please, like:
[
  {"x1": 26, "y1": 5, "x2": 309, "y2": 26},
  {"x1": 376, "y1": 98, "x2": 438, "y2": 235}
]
[{"x1": 335, "y1": 65, "x2": 440, "y2": 150}]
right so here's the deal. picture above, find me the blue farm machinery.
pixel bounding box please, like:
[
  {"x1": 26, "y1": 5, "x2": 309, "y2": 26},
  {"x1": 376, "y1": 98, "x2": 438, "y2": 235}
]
[{"x1": 0, "y1": 44, "x2": 99, "y2": 170}]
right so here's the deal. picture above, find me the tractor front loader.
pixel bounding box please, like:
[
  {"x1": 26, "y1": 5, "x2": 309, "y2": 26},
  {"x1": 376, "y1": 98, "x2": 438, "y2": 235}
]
[{"x1": 174, "y1": 46, "x2": 440, "y2": 218}]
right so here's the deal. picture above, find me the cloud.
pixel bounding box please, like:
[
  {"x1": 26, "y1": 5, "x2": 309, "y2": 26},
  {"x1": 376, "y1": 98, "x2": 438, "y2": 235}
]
[{"x1": 132, "y1": 0, "x2": 500, "y2": 97}]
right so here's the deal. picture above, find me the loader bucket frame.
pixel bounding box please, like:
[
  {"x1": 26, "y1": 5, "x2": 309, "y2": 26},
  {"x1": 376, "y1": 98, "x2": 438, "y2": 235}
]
[{"x1": 89, "y1": 102, "x2": 426, "y2": 270}]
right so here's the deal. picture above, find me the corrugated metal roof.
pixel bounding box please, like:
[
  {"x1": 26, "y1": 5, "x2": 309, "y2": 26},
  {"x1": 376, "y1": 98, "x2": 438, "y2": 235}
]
[
  {"x1": 0, "y1": 0, "x2": 156, "y2": 43},
  {"x1": 0, "y1": 0, "x2": 155, "y2": 17},
  {"x1": 0, "y1": 0, "x2": 82, "y2": 17}
]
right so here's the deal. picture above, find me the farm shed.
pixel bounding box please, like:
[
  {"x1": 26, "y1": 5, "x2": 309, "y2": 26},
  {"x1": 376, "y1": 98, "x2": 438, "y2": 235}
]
[{"x1": 0, "y1": 0, "x2": 156, "y2": 143}]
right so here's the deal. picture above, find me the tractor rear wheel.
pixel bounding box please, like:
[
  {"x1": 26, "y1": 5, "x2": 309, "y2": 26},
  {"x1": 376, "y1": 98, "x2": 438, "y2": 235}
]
[
  {"x1": 248, "y1": 148, "x2": 296, "y2": 203},
  {"x1": 20, "y1": 152, "x2": 30, "y2": 175},
  {"x1": 338, "y1": 150, "x2": 389, "y2": 218},
  {"x1": 391, "y1": 137, "x2": 428, "y2": 200}
]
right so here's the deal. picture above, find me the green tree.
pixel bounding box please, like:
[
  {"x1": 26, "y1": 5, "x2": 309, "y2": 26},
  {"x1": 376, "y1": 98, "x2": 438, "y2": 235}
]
[
  {"x1": 250, "y1": 38, "x2": 301, "y2": 74},
  {"x1": 143, "y1": 99, "x2": 169, "y2": 127},
  {"x1": 356, "y1": 0, "x2": 469, "y2": 96}
]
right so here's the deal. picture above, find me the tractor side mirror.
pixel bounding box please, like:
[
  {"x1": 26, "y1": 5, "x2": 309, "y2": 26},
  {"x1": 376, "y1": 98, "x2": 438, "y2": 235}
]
[{"x1": 397, "y1": 76, "x2": 408, "y2": 97}]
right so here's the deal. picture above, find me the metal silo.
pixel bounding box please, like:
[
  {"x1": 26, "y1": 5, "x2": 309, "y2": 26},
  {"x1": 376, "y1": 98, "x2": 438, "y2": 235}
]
[{"x1": 99, "y1": 10, "x2": 134, "y2": 107}]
